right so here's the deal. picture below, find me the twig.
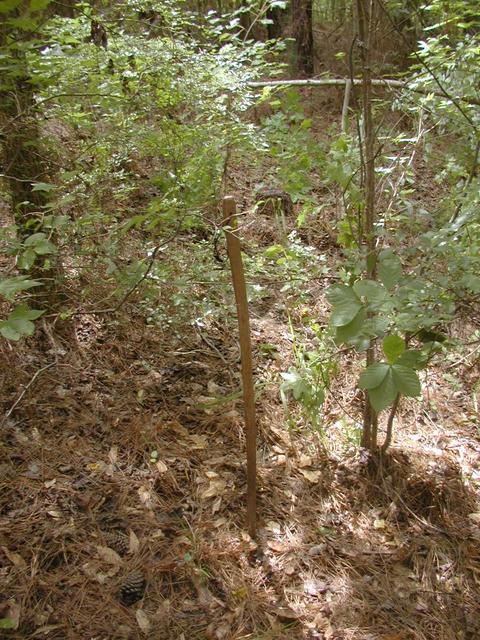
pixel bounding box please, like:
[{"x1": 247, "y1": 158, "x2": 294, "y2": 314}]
[
  {"x1": 3, "y1": 361, "x2": 56, "y2": 425},
  {"x1": 381, "y1": 393, "x2": 400, "y2": 453},
  {"x1": 445, "y1": 343, "x2": 480, "y2": 370}
]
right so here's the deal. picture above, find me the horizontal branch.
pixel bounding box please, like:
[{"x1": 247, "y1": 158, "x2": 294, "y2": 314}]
[{"x1": 248, "y1": 77, "x2": 480, "y2": 106}]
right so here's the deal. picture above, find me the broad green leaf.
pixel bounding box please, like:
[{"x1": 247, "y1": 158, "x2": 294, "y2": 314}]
[
  {"x1": 264, "y1": 244, "x2": 283, "y2": 258},
  {"x1": 368, "y1": 368, "x2": 398, "y2": 412},
  {"x1": 24, "y1": 232, "x2": 47, "y2": 247},
  {"x1": 335, "y1": 307, "x2": 366, "y2": 343},
  {"x1": 0, "y1": 276, "x2": 41, "y2": 301},
  {"x1": 359, "y1": 363, "x2": 390, "y2": 390},
  {"x1": 280, "y1": 371, "x2": 308, "y2": 400},
  {"x1": 24, "y1": 233, "x2": 56, "y2": 255},
  {"x1": 18, "y1": 248, "x2": 37, "y2": 270},
  {"x1": 378, "y1": 249, "x2": 402, "y2": 290},
  {"x1": 0, "y1": 323, "x2": 21, "y2": 341},
  {"x1": 397, "y1": 349, "x2": 425, "y2": 370},
  {"x1": 1, "y1": 304, "x2": 45, "y2": 340},
  {"x1": 0, "y1": 618, "x2": 16, "y2": 630},
  {"x1": 33, "y1": 239, "x2": 56, "y2": 255},
  {"x1": 349, "y1": 334, "x2": 371, "y2": 351},
  {"x1": 10, "y1": 304, "x2": 44, "y2": 321},
  {"x1": 353, "y1": 279, "x2": 387, "y2": 304},
  {"x1": 383, "y1": 335, "x2": 405, "y2": 364},
  {"x1": 31, "y1": 182, "x2": 55, "y2": 192},
  {"x1": 391, "y1": 364, "x2": 421, "y2": 397},
  {"x1": 327, "y1": 284, "x2": 362, "y2": 327}
]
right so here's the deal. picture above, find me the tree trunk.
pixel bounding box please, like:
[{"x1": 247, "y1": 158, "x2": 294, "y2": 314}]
[
  {"x1": 266, "y1": 6, "x2": 284, "y2": 39},
  {"x1": 292, "y1": 0, "x2": 314, "y2": 76},
  {"x1": 356, "y1": 0, "x2": 378, "y2": 451}
]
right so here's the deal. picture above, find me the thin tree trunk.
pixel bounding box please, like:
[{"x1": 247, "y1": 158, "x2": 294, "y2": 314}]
[
  {"x1": 357, "y1": 0, "x2": 378, "y2": 451},
  {"x1": 292, "y1": 0, "x2": 314, "y2": 76}
]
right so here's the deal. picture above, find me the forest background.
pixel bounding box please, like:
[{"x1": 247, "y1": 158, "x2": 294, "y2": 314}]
[{"x1": 1, "y1": 1, "x2": 479, "y2": 639}]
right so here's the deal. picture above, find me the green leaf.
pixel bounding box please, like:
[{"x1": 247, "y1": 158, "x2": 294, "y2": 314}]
[
  {"x1": 280, "y1": 371, "x2": 308, "y2": 400},
  {"x1": 353, "y1": 279, "x2": 387, "y2": 304},
  {"x1": 0, "y1": 618, "x2": 16, "y2": 630},
  {"x1": 378, "y1": 249, "x2": 402, "y2": 290},
  {"x1": 0, "y1": 276, "x2": 41, "y2": 301},
  {"x1": 327, "y1": 284, "x2": 362, "y2": 327},
  {"x1": 335, "y1": 307, "x2": 366, "y2": 343},
  {"x1": 29, "y1": 0, "x2": 51, "y2": 11},
  {"x1": 391, "y1": 364, "x2": 421, "y2": 398},
  {"x1": 0, "y1": 304, "x2": 45, "y2": 341},
  {"x1": 397, "y1": 349, "x2": 425, "y2": 370},
  {"x1": 359, "y1": 363, "x2": 390, "y2": 390},
  {"x1": 0, "y1": 0, "x2": 22, "y2": 14},
  {"x1": 383, "y1": 335, "x2": 405, "y2": 364},
  {"x1": 18, "y1": 247, "x2": 37, "y2": 270},
  {"x1": 0, "y1": 323, "x2": 21, "y2": 341},
  {"x1": 24, "y1": 233, "x2": 56, "y2": 255},
  {"x1": 368, "y1": 369, "x2": 398, "y2": 412},
  {"x1": 31, "y1": 181, "x2": 55, "y2": 192}
]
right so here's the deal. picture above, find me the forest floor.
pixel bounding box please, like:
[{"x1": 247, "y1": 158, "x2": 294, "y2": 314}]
[{"x1": 1, "y1": 89, "x2": 480, "y2": 640}]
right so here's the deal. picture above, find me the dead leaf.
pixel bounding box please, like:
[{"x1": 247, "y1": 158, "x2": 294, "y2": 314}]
[
  {"x1": 374, "y1": 518, "x2": 386, "y2": 529},
  {"x1": 189, "y1": 434, "x2": 207, "y2": 450},
  {"x1": 271, "y1": 604, "x2": 299, "y2": 621},
  {"x1": 108, "y1": 446, "x2": 118, "y2": 464},
  {"x1": 299, "y1": 469, "x2": 321, "y2": 483},
  {"x1": 129, "y1": 530, "x2": 140, "y2": 554},
  {"x1": 135, "y1": 609, "x2": 151, "y2": 635},
  {"x1": 308, "y1": 544, "x2": 327, "y2": 557},
  {"x1": 137, "y1": 486, "x2": 153, "y2": 508},
  {"x1": 213, "y1": 517, "x2": 227, "y2": 528},
  {"x1": 156, "y1": 460, "x2": 168, "y2": 473},
  {"x1": 2, "y1": 547, "x2": 27, "y2": 569},
  {"x1": 23, "y1": 461, "x2": 42, "y2": 479},
  {"x1": 46, "y1": 510, "x2": 62, "y2": 519},
  {"x1": 96, "y1": 545, "x2": 122, "y2": 566},
  {"x1": 304, "y1": 579, "x2": 328, "y2": 596},
  {"x1": 298, "y1": 454, "x2": 313, "y2": 468},
  {"x1": 205, "y1": 471, "x2": 219, "y2": 479},
  {"x1": 200, "y1": 479, "x2": 226, "y2": 499},
  {"x1": 44, "y1": 478, "x2": 56, "y2": 489},
  {"x1": 31, "y1": 625, "x2": 64, "y2": 636},
  {"x1": 212, "y1": 496, "x2": 222, "y2": 514},
  {"x1": 265, "y1": 521, "x2": 282, "y2": 534}
]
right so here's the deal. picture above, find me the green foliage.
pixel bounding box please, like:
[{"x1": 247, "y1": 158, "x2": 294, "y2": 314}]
[{"x1": 0, "y1": 304, "x2": 44, "y2": 340}]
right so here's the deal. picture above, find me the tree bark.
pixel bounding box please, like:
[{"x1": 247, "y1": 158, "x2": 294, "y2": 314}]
[
  {"x1": 292, "y1": 0, "x2": 314, "y2": 76},
  {"x1": 356, "y1": 0, "x2": 378, "y2": 451}
]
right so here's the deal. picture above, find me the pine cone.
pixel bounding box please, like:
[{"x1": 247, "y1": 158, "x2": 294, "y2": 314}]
[
  {"x1": 104, "y1": 530, "x2": 129, "y2": 556},
  {"x1": 119, "y1": 570, "x2": 146, "y2": 605}
]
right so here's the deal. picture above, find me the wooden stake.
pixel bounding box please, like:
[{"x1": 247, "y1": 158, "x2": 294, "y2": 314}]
[{"x1": 223, "y1": 196, "x2": 257, "y2": 538}]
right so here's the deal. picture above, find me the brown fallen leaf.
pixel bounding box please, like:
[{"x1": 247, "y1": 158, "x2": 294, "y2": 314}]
[
  {"x1": 96, "y1": 545, "x2": 122, "y2": 566},
  {"x1": 200, "y1": 479, "x2": 226, "y2": 499},
  {"x1": 135, "y1": 609, "x2": 151, "y2": 635},
  {"x1": 2, "y1": 546, "x2": 27, "y2": 569},
  {"x1": 129, "y1": 530, "x2": 140, "y2": 554},
  {"x1": 299, "y1": 469, "x2": 322, "y2": 483}
]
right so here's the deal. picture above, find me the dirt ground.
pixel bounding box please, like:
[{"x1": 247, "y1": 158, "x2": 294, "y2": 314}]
[{"x1": 1, "y1": 249, "x2": 479, "y2": 640}]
